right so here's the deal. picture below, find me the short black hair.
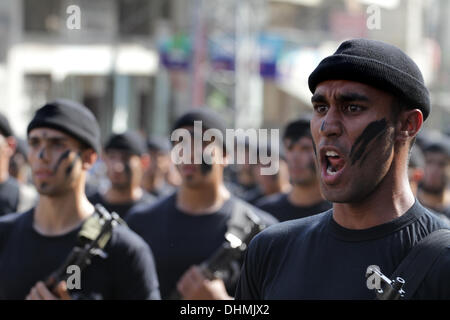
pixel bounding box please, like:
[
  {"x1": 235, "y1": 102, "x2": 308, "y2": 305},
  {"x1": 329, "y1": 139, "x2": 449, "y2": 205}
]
[{"x1": 283, "y1": 117, "x2": 312, "y2": 142}]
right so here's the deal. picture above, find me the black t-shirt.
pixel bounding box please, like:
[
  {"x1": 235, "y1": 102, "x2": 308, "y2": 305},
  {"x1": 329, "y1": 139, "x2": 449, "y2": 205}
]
[
  {"x1": 0, "y1": 177, "x2": 20, "y2": 217},
  {"x1": 0, "y1": 209, "x2": 160, "y2": 300},
  {"x1": 126, "y1": 193, "x2": 278, "y2": 299},
  {"x1": 255, "y1": 193, "x2": 332, "y2": 222},
  {"x1": 88, "y1": 190, "x2": 157, "y2": 219},
  {"x1": 242, "y1": 187, "x2": 265, "y2": 205},
  {"x1": 235, "y1": 200, "x2": 450, "y2": 300},
  {"x1": 149, "y1": 183, "x2": 176, "y2": 199}
]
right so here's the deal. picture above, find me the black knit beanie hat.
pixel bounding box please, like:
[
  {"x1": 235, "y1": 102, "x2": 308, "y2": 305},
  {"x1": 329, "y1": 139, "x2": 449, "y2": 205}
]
[
  {"x1": 105, "y1": 131, "x2": 147, "y2": 156},
  {"x1": 171, "y1": 108, "x2": 227, "y2": 147},
  {"x1": 147, "y1": 136, "x2": 171, "y2": 153},
  {"x1": 172, "y1": 108, "x2": 226, "y2": 134},
  {"x1": 308, "y1": 38, "x2": 431, "y2": 120},
  {"x1": 27, "y1": 99, "x2": 101, "y2": 154}
]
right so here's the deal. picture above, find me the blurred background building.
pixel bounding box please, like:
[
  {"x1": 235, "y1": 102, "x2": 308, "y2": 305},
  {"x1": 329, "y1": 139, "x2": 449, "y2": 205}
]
[{"x1": 0, "y1": 0, "x2": 448, "y2": 141}]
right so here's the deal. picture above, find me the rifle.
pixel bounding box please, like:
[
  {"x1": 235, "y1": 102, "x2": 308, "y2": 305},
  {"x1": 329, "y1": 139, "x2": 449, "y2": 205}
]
[
  {"x1": 365, "y1": 229, "x2": 450, "y2": 300},
  {"x1": 45, "y1": 204, "x2": 125, "y2": 295},
  {"x1": 170, "y1": 201, "x2": 267, "y2": 299},
  {"x1": 366, "y1": 266, "x2": 406, "y2": 300}
]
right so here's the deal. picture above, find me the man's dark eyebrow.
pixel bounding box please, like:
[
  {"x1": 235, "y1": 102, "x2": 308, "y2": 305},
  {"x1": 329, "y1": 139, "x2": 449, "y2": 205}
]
[
  {"x1": 311, "y1": 94, "x2": 327, "y2": 103},
  {"x1": 336, "y1": 92, "x2": 370, "y2": 102},
  {"x1": 28, "y1": 136, "x2": 68, "y2": 143},
  {"x1": 311, "y1": 92, "x2": 370, "y2": 104}
]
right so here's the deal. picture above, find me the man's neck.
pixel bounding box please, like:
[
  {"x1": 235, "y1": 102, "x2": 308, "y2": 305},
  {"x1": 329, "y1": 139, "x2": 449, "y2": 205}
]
[
  {"x1": 0, "y1": 166, "x2": 9, "y2": 184},
  {"x1": 177, "y1": 182, "x2": 230, "y2": 215},
  {"x1": 142, "y1": 173, "x2": 165, "y2": 193},
  {"x1": 34, "y1": 191, "x2": 94, "y2": 236},
  {"x1": 288, "y1": 182, "x2": 324, "y2": 207},
  {"x1": 105, "y1": 186, "x2": 143, "y2": 204},
  {"x1": 333, "y1": 167, "x2": 415, "y2": 230}
]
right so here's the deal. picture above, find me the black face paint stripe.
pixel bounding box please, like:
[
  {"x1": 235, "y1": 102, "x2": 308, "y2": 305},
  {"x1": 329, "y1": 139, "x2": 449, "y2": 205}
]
[
  {"x1": 349, "y1": 119, "x2": 388, "y2": 166},
  {"x1": 320, "y1": 120, "x2": 326, "y2": 132},
  {"x1": 52, "y1": 150, "x2": 71, "y2": 173},
  {"x1": 201, "y1": 154, "x2": 213, "y2": 175},
  {"x1": 358, "y1": 131, "x2": 388, "y2": 168},
  {"x1": 38, "y1": 148, "x2": 46, "y2": 160},
  {"x1": 123, "y1": 161, "x2": 132, "y2": 178},
  {"x1": 64, "y1": 152, "x2": 81, "y2": 177}
]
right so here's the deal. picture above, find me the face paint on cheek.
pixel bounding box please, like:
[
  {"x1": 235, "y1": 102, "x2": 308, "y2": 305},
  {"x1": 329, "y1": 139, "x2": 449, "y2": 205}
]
[
  {"x1": 320, "y1": 120, "x2": 326, "y2": 132},
  {"x1": 201, "y1": 154, "x2": 213, "y2": 175},
  {"x1": 358, "y1": 130, "x2": 393, "y2": 168},
  {"x1": 123, "y1": 162, "x2": 132, "y2": 179},
  {"x1": 64, "y1": 153, "x2": 81, "y2": 177},
  {"x1": 349, "y1": 119, "x2": 388, "y2": 166},
  {"x1": 52, "y1": 150, "x2": 71, "y2": 173}
]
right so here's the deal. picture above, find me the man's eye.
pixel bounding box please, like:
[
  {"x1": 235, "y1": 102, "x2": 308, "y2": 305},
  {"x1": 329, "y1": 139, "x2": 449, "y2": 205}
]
[
  {"x1": 314, "y1": 105, "x2": 328, "y2": 114},
  {"x1": 28, "y1": 140, "x2": 39, "y2": 148},
  {"x1": 345, "y1": 105, "x2": 363, "y2": 113}
]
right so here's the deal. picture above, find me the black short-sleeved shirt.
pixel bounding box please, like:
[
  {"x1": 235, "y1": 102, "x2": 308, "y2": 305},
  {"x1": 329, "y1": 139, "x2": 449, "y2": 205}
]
[
  {"x1": 88, "y1": 190, "x2": 157, "y2": 219},
  {"x1": 0, "y1": 178, "x2": 20, "y2": 217},
  {"x1": 255, "y1": 193, "x2": 332, "y2": 222},
  {"x1": 235, "y1": 200, "x2": 450, "y2": 300},
  {"x1": 126, "y1": 193, "x2": 278, "y2": 299},
  {"x1": 149, "y1": 183, "x2": 176, "y2": 199},
  {"x1": 242, "y1": 187, "x2": 265, "y2": 205},
  {"x1": 0, "y1": 209, "x2": 161, "y2": 300}
]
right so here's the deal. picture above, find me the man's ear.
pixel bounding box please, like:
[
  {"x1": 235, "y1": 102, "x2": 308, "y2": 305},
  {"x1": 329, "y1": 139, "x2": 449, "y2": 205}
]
[
  {"x1": 396, "y1": 109, "x2": 423, "y2": 145},
  {"x1": 140, "y1": 153, "x2": 151, "y2": 170},
  {"x1": 80, "y1": 149, "x2": 98, "y2": 170},
  {"x1": 412, "y1": 167, "x2": 424, "y2": 183},
  {"x1": 5, "y1": 136, "x2": 17, "y2": 157}
]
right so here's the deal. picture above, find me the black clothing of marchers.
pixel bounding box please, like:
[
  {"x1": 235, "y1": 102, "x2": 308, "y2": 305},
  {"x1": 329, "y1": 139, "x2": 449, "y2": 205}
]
[
  {"x1": 126, "y1": 193, "x2": 278, "y2": 299},
  {"x1": 0, "y1": 209, "x2": 160, "y2": 300},
  {"x1": 0, "y1": 177, "x2": 20, "y2": 217},
  {"x1": 88, "y1": 191, "x2": 157, "y2": 219},
  {"x1": 235, "y1": 200, "x2": 450, "y2": 299},
  {"x1": 255, "y1": 193, "x2": 332, "y2": 222}
]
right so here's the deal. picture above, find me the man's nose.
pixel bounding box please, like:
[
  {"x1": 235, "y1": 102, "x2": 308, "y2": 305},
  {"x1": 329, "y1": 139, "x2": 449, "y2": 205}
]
[
  {"x1": 111, "y1": 160, "x2": 125, "y2": 172},
  {"x1": 38, "y1": 147, "x2": 50, "y2": 162},
  {"x1": 319, "y1": 107, "x2": 343, "y2": 138}
]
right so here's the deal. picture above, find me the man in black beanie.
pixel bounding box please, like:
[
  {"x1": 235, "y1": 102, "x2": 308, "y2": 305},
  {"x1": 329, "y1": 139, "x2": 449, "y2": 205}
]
[
  {"x1": 0, "y1": 99, "x2": 160, "y2": 299},
  {"x1": 236, "y1": 39, "x2": 450, "y2": 300},
  {"x1": 126, "y1": 108, "x2": 277, "y2": 300},
  {"x1": 255, "y1": 117, "x2": 331, "y2": 222},
  {"x1": 418, "y1": 134, "x2": 450, "y2": 217},
  {"x1": 141, "y1": 135, "x2": 177, "y2": 198},
  {"x1": 88, "y1": 131, "x2": 157, "y2": 219}
]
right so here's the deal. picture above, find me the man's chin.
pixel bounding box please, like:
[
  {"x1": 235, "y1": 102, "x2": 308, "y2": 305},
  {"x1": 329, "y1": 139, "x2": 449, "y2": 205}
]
[
  {"x1": 319, "y1": 185, "x2": 353, "y2": 203},
  {"x1": 111, "y1": 183, "x2": 131, "y2": 191}
]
